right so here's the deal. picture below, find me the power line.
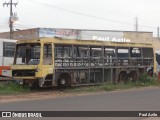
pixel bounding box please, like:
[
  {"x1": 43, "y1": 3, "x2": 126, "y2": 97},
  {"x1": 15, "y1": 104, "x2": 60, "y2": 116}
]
[
  {"x1": 28, "y1": 0, "x2": 133, "y2": 26},
  {"x1": 15, "y1": 23, "x2": 37, "y2": 29},
  {"x1": 28, "y1": 0, "x2": 157, "y2": 30}
]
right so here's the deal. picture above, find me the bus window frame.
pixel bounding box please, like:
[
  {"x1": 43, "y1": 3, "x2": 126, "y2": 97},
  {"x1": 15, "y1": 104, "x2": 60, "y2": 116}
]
[{"x1": 43, "y1": 43, "x2": 53, "y2": 65}]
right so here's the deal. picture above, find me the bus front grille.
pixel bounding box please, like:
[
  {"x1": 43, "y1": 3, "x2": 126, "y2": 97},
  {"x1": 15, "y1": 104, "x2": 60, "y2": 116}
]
[{"x1": 12, "y1": 70, "x2": 35, "y2": 77}]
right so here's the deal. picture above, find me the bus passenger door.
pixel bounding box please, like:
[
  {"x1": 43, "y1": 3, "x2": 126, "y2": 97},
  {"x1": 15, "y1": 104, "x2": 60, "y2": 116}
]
[
  {"x1": 40, "y1": 44, "x2": 54, "y2": 87},
  {"x1": 43, "y1": 44, "x2": 52, "y2": 65}
]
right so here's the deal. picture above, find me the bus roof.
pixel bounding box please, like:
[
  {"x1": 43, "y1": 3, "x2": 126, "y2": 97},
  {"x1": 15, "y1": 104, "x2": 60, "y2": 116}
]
[
  {"x1": 17, "y1": 38, "x2": 153, "y2": 48},
  {"x1": 0, "y1": 38, "x2": 18, "y2": 43}
]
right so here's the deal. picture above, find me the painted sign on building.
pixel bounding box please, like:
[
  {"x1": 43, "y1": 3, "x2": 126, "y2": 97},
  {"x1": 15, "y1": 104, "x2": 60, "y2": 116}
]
[
  {"x1": 78, "y1": 30, "x2": 130, "y2": 42},
  {"x1": 38, "y1": 28, "x2": 130, "y2": 42},
  {"x1": 55, "y1": 29, "x2": 78, "y2": 39},
  {"x1": 39, "y1": 28, "x2": 56, "y2": 38},
  {"x1": 39, "y1": 28, "x2": 78, "y2": 39}
]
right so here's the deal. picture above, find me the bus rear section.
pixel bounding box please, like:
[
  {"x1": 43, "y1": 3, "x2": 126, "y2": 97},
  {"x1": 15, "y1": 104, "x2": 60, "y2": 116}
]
[{"x1": 11, "y1": 38, "x2": 155, "y2": 87}]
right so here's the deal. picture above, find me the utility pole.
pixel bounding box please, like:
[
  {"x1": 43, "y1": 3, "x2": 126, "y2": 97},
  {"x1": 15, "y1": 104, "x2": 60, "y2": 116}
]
[
  {"x1": 3, "y1": 0, "x2": 18, "y2": 39},
  {"x1": 157, "y1": 26, "x2": 159, "y2": 38},
  {"x1": 134, "y1": 16, "x2": 138, "y2": 31}
]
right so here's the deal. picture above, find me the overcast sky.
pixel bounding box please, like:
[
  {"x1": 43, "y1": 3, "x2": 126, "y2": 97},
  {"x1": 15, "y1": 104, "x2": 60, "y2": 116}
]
[{"x1": 0, "y1": 0, "x2": 160, "y2": 36}]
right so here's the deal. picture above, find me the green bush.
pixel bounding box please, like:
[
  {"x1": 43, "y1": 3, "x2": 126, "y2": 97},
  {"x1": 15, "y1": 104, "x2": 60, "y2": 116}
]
[
  {"x1": 0, "y1": 82, "x2": 30, "y2": 95},
  {"x1": 139, "y1": 73, "x2": 150, "y2": 83},
  {"x1": 137, "y1": 73, "x2": 157, "y2": 86}
]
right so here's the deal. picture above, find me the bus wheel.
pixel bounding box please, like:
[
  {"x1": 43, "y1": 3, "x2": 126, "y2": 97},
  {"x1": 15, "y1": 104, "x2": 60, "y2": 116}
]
[
  {"x1": 58, "y1": 73, "x2": 71, "y2": 87},
  {"x1": 24, "y1": 79, "x2": 39, "y2": 90},
  {"x1": 128, "y1": 71, "x2": 138, "y2": 81},
  {"x1": 118, "y1": 71, "x2": 128, "y2": 83}
]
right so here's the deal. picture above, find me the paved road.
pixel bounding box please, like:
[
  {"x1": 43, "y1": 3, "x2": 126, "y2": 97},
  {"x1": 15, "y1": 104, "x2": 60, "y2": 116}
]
[{"x1": 0, "y1": 87, "x2": 160, "y2": 120}]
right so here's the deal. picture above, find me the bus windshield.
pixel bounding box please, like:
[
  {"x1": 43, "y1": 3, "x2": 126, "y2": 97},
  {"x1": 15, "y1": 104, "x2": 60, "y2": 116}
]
[{"x1": 14, "y1": 43, "x2": 40, "y2": 65}]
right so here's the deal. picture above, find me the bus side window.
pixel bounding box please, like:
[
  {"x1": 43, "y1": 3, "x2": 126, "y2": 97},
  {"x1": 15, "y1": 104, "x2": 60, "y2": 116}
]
[
  {"x1": 43, "y1": 44, "x2": 52, "y2": 65},
  {"x1": 3, "y1": 42, "x2": 15, "y2": 57}
]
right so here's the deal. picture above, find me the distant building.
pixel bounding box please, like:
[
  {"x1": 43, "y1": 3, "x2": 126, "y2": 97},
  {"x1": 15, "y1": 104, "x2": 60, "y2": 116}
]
[{"x1": 0, "y1": 28, "x2": 160, "y2": 50}]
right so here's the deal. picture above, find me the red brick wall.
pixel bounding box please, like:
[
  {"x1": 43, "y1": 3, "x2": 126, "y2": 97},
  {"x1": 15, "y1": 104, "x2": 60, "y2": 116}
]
[{"x1": 0, "y1": 28, "x2": 39, "y2": 40}]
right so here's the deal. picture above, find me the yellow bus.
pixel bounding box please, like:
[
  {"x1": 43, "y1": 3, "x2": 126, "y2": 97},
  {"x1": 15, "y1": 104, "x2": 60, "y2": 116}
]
[{"x1": 11, "y1": 38, "x2": 155, "y2": 87}]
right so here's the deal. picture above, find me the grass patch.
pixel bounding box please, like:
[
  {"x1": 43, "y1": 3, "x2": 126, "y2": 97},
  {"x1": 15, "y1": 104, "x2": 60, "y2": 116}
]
[
  {"x1": 0, "y1": 73, "x2": 160, "y2": 95},
  {"x1": 0, "y1": 82, "x2": 30, "y2": 95},
  {"x1": 65, "y1": 83, "x2": 136, "y2": 93},
  {"x1": 65, "y1": 74, "x2": 160, "y2": 93}
]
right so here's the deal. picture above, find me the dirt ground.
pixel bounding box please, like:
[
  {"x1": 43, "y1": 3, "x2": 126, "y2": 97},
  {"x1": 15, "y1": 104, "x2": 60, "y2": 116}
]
[
  {"x1": 0, "y1": 90, "x2": 96, "y2": 103},
  {"x1": 0, "y1": 90, "x2": 71, "y2": 103}
]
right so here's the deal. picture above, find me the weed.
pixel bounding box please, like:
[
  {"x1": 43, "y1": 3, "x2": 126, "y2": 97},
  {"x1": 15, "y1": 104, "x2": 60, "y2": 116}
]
[{"x1": 0, "y1": 82, "x2": 30, "y2": 95}]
